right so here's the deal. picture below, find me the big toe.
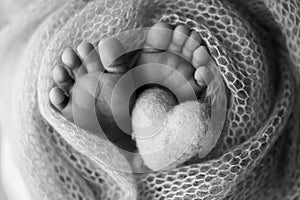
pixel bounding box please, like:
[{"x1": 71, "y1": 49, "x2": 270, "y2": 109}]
[
  {"x1": 98, "y1": 37, "x2": 129, "y2": 73},
  {"x1": 145, "y1": 22, "x2": 173, "y2": 51}
]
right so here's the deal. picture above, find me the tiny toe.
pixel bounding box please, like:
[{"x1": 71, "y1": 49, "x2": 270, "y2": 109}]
[
  {"x1": 145, "y1": 22, "x2": 173, "y2": 51},
  {"x1": 98, "y1": 37, "x2": 128, "y2": 73},
  {"x1": 168, "y1": 25, "x2": 190, "y2": 53},
  {"x1": 194, "y1": 66, "x2": 213, "y2": 87},
  {"x1": 192, "y1": 46, "x2": 211, "y2": 67},
  {"x1": 182, "y1": 30, "x2": 202, "y2": 61},
  {"x1": 49, "y1": 87, "x2": 69, "y2": 110},
  {"x1": 53, "y1": 65, "x2": 74, "y2": 90},
  {"x1": 77, "y1": 42, "x2": 104, "y2": 73},
  {"x1": 61, "y1": 48, "x2": 82, "y2": 74}
]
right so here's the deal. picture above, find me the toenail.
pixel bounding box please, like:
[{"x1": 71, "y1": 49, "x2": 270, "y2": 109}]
[
  {"x1": 53, "y1": 66, "x2": 68, "y2": 82},
  {"x1": 50, "y1": 88, "x2": 65, "y2": 105},
  {"x1": 195, "y1": 67, "x2": 212, "y2": 85}
]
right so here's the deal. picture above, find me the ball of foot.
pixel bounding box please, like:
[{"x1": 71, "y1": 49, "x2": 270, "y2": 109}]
[{"x1": 131, "y1": 87, "x2": 210, "y2": 171}]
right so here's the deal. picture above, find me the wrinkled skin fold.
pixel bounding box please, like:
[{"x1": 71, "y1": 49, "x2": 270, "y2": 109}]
[{"x1": 0, "y1": 0, "x2": 299, "y2": 199}]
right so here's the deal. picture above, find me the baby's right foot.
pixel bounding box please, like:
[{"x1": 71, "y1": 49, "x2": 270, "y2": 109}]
[
  {"x1": 49, "y1": 39, "x2": 136, "y2": 151},
  {"x1": 138, "y1": 22, "x2": 215, "y2": 100},
  {"x1": 131, "y1": 23, "x2": 218, "y2": 171}
]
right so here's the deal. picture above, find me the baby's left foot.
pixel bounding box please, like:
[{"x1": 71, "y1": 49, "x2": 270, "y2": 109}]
[{"x1": 49, "y1": 38, "x2": 136, "y2": 152}]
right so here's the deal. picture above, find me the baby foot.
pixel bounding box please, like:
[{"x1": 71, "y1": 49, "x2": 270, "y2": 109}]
[
  {"x1": 49, "y1": 39, "x2": 136, "y2": 151},
  {"x1": 138, "y1": 22, "x2": 214, "y2": 100},
  {"x1": 131, "y1": 23, "x2": 218, "y2": 171}
]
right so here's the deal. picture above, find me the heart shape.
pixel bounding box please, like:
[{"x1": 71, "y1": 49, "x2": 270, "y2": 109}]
[{"x1": 132, "y1": 87, "x2": 211, "y2": 171}]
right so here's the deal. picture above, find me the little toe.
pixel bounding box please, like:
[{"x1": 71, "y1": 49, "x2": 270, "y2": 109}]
[
  {"x1": 168, "y1": 25, "x2": 190, "y2": 53},
  {"x1": 49, "y1": 87, "x2": 69, "y2": 110},
  {"x1": 192, "y1": 46, "x2": 211, "y2": 67},
  {"x1": 98, "y1": 37, "x2": 128, "y2": 73},
  {"x1": 53, "y1": 65, "x2": 74, "y2": 91},
  {"x1": 144, "y1": 22, "x2": 173, "y2": 51},
  {"x1": 182, "y1": 30, "x2": 202, "y2": 61},
  {"x1": 194, "y1": 66, "x2": 213, "y2": 87},
  {"x1": 77, "y1": 42, "x2": 104, "y2": 73},
  {"x1": 61, "y1": 48, "x2": 82, "y2": 77}
]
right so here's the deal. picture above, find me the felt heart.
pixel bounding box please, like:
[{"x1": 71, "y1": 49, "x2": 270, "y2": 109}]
[{"x1": 131, "y1": 87, "x2": 211, "y2": 171}]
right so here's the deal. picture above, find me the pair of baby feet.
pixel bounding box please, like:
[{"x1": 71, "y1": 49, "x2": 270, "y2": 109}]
[{"x1": 49, "y1": 22, "x2": 214, "y2": 151}]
